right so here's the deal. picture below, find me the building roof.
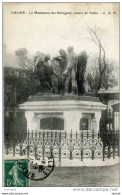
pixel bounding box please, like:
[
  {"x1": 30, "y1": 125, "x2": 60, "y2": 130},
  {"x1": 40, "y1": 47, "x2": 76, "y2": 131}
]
[
  {"x1": 98, "y1": 85, "x2": 119, "y2": 94},
  {"x1": 3, "y1": 53, "x2": 33, "y2": 70},
  {"x1": 112, "y1": 103, "x2": 120, "y2": 112},
  {"x1": 3, "y1": 54, "x2": 23, "y2": 69}
]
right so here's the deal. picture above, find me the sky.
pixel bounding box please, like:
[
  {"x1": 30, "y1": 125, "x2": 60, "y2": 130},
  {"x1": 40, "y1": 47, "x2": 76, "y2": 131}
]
[{"x1": 3, "y1": 3, "x2": 119, "y2": 62}]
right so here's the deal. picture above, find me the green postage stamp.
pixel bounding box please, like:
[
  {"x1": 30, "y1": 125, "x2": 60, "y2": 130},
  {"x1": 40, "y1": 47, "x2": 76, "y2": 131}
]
[{"x1": 4, "y1": 159, "x2": 29, "y2": 187}]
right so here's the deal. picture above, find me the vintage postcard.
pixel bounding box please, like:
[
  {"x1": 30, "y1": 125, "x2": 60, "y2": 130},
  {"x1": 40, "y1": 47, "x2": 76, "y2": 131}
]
[{"x1": 3, "y1": 2, "x2": 120, "y2": 190}]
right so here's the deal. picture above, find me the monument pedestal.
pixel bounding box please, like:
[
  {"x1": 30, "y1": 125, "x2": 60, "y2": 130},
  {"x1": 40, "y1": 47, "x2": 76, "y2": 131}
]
[{"x1": 19, "y1": 94, "x2": 107, "y2": 133}]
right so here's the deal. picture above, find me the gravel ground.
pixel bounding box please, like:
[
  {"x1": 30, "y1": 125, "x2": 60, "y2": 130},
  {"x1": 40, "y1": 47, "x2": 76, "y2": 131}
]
[{"x1": 30, "y1": 164, "x2": 119, "y2": 187}]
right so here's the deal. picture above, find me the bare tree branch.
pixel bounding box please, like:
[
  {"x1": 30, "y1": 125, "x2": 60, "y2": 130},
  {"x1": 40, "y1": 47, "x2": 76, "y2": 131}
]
[
  {"x1": 86, "y1": 26, "x2": 100, "y2": 48},
  {"x1": 18, "y1": 56, "x2": 34, "y2": 72},
  {"x1": 86, "y1": 24, "x2": 107, "y2": 90}
]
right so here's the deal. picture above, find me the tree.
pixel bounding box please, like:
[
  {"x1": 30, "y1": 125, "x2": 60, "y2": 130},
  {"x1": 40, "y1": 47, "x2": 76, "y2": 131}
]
[
  {"x1": 101, "y1": 59, "x2": 119, "y2": 89},
  {"x1": 86, "y1": 55, "x2": 119, "y2": 93},
  {"x1": 86, "y1": 25, "x2": 107, "y2": 91},
  {"x1": 4, "y1": 52, "x2": 38, "y2": 144}
]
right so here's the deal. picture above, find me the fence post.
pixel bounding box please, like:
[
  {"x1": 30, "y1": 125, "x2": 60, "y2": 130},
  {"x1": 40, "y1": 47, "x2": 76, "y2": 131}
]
[
  {"x1": 108, "y1": 109, "x2": 110, "y2": 131},
  {"x1": 27, "y1": 130, "x2": 29, "y2": 158},
  {"x1": 13, "y1": 139, "x2": 15, "y2": 157},
  {"x1": 34, "y1": 130, "x2": 37, "y2": 158},
  {"x1": 108, "y1": 131, "x2": 110, "y2": 159},
  {"x1": 42, "y1": 130, "x2": 45, "y2": 161},
  {"x1": 20, "y1": 142, "x2": 22, "y2": 156},
  {"x1": 59, "y1": 130, "x2": 61, "y2": 166},
  {"x1": 6, "y1": 145, "x2": 9, "y2": 155},
  {"x1": 92, "y1": 130, "x2": 94, "y2": 160},
  {"x1": 69, "y1": 130, "x2": 73, "y2": 160},
  {"x1": 5, "y1": 132, "x2": 9, "y2": 155},
  {"x1": 80, "y1": 131, "x2": 83, "y2": 161},
  {"x1": 50, "y1": 130, "x2": 53, "y2": 154},
  {"x1": 102, "y1": 132, "x2": 105, "y2": 161},
  {"x1": 97, "y1": 131, "x2": 99, "y2": 140},
  {"x1": 76, "y1": 131, "x2": 77, "y2": 140},
  {"x1": 112, "y1": 130, "x2": 114, "y2": 159},
  {"x1": 117, "y1": 131, "x2": 120, "y2": 157},
  {"x1": 87, "y1": 130, "x2": 88, "y2": 139}
]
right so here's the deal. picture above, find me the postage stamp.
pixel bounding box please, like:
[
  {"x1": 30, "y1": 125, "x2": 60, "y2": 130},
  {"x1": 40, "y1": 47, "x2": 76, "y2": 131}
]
[
  {"x1": 4, "y1": 153, "x2": 54, "y2": 186},
  {"x1": 4, "y1": 159, "x2": 29, "y2": 187}
]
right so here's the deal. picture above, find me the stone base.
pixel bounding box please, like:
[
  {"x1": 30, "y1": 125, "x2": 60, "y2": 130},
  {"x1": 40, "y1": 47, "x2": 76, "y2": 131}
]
[
  {"x1": 19, "y1": 94, "x2": 107, "y2": 132},
  {"x1": 54, "y1": 158, "x2": 119, "y2": 167},
  {"x1": 27, "y1": 94, "x2": 100, "y2": 102},
  {"x1": 4, "y1": 154, "x2": 119, "y2": 167}
]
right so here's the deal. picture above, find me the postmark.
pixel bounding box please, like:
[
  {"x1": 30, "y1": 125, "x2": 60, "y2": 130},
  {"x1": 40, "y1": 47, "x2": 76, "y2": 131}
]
[
  {"x1": 4, "y1": 159, "x2": 29, "y2": 187},
  {"x1": 20, "y1": 152, "x2": 54, "y2": 181}
]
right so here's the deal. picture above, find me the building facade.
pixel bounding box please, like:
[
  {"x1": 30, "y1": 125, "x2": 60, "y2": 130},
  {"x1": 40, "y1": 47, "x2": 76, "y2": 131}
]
[{"x1": 98, "y1": 85, "x2": 119, "y2": 131}]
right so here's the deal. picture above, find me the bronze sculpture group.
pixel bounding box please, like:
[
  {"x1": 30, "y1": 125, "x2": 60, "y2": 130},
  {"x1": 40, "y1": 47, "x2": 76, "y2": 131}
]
[{"x1": 33, "y1": 46, "x2": 88, "y2": 95}]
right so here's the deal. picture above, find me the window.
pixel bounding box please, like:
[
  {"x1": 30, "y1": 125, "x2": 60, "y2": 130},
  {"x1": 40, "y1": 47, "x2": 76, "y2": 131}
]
[
  {"x1": 80, "y1": 118, "x2": 88, "y2": 130},
  {"x1": 40, "y1": 117, "x2": 64, "y2": 130}
]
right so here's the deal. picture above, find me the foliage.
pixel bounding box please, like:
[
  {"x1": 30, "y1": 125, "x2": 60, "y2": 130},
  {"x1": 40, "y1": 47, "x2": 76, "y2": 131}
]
[
  {"x1": 4, "y1": 111, "x2": 27, "y2": 147},
  {"x1": 4, "y1": 71, "x2": 39, "y2": 109},
  {"x1": 86, "y1": 56, "x2": 119, "y2": 93}
]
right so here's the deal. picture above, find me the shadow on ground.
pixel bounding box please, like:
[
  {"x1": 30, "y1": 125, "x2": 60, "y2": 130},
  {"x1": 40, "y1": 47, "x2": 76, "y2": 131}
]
[{"x1": 30, "y1": 164, "x2": 119, "y2": 187}]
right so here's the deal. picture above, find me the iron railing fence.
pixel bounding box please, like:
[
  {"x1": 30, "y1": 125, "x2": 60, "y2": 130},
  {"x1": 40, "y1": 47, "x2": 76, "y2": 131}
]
[{"x1": 4, "y1": 129, "x2": 119, "y2": 161}]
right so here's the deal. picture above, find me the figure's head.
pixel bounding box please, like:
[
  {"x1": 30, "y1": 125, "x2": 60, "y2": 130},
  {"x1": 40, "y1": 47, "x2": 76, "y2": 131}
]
[
  {"x1": 59, "y1": 49, "x2": 66, "y2": 56},
  {"x1": 34, "y1": 51, "x2": 44, "y2": 62},
  {"x1": 35, "y1": 51, "x2": 41, "y2": 56},
  {"x1": 67, "y1": 46, "x2": 74, "y2": 53},
  {"x1": 44, "y1": 54, "x2": 50, "y2": 61},
  {"x1": 81, "y1": 50, "x2": 88, "y2": 58}
]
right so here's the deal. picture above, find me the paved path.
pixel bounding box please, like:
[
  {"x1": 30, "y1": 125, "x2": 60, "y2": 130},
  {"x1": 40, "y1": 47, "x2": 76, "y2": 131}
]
[{"x1": 30, "y1": 164, "x2": 119, "y2": 187}]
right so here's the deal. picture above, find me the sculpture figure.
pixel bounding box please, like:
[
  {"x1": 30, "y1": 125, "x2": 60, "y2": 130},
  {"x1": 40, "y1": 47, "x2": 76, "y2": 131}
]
[
  {"x1": 33, "y1": 49, "x2": 88, "y2": 96},
  {"x1": 63, "y1": 46, "x2": 78, "y2": 95},
  {"x1": 33, "y1": 53, "x2": 57, "y2": 94},
  {"x1": 53, "y1": 49, "x2": 67, "y2": 94},
  {"x1": 77, "y1": 50, "x2": 88, "y2": 95}
]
